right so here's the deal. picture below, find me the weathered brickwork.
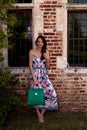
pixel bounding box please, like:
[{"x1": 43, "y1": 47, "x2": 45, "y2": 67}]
[
  {"x1": 10, "y1": 0, "x2": 87, "y2": 112},
  {"x1": 39, "y1": 0, "x2": 63, "y2": 71}
]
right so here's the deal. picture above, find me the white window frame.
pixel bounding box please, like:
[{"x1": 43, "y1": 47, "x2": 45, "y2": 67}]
[
  {"x1": 3, "y1": 0, "x2": 44, "y2": 74},
  {"x1": 57, "y1": 2, "x2": 87, "y2": 73},
  {"x1": 3, "y1": 3, "x2": 34, "y2": 74}
]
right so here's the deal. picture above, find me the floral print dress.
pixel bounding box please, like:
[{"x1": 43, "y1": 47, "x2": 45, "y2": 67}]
[{"x1": 29, "y1": 55, "x2": 58, "y2": 110}]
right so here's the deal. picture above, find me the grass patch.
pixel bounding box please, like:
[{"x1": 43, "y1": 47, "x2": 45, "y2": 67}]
[{"x1": 1, "y1": 107, "x2": 87, "y2": 130}]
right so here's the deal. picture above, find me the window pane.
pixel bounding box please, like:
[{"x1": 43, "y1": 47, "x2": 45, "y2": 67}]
[
  {"x1": 68, "y1": 12, "x2": 87, "y2": 67},
  {"x1": 68, "y1": 0, "x2": 87, "y2": 3},
  {"x1": 16, "y1": 0, "x2": 32, "y2": 3},
  {"x1": 8, "y1": 10, "x2": 32, "y2": 67}
]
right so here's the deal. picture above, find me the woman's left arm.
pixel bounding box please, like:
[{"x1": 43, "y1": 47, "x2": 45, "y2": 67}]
[{"x1": 44, "y1": 49, "x2": 50, "y2": 69}]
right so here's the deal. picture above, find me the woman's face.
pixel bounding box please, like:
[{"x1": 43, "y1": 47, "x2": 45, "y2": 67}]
[{"x1": 36, "y1": 38, "x2": 44, "y2": 48}]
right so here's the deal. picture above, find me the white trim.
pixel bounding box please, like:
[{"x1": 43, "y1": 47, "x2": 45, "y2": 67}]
[
  {"x1": 4, "y1": 6, "x2": 34, "y2": 69},
  {"x1": 66, "y1": 4, "x2": 87, "y2": 10},
  {"x1": 65, "y1": 67, "x2": 87, "y2": 74},
  {"x1": 9, "y1": 67, "x2": 29, "y2": 74},
  {"x1": 56, "y1": 4, "x2": 68, "y2": 69},
  {"x1": 64, "y1": 3, "x2": 87, "y2": 73},
  {"x1": 13, "y1": 3, "x2": 34, "y2": 9}
]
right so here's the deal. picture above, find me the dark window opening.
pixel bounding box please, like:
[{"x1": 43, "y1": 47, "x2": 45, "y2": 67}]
[
  {"x1": 8, "y1": 10, "x2": 32, "y2": 67},
  {"x1": 68, "y1": 11, "x2": 87, "y2": 67},
  {"x1": 16, "y1": 0, "x2": 32, "y2": 3},
  {"x1": 68, "y1": 0, "x2": 87, "y2": 3}
]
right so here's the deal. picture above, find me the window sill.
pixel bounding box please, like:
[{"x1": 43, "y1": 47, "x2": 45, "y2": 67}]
[
  {"x1": 57, "y1": 57, "x2": 87, "y2": 74},
  {"x1": 13, "y1": 3, "x2": 34, "y2": 9},
  {"x1": 64, "y1": 67, "x2": 87, "y2": 74},
  {"x1": 66, "y1": 3, "x2": 87, "y2": 10},
  {"x1": 8, "y1": 67, "x2": 29, "y2": 74}
]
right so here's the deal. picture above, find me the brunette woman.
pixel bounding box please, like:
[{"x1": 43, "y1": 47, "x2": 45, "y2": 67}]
[{"x1": 29, "y1": 35, "x2": 58, "y2": 123}]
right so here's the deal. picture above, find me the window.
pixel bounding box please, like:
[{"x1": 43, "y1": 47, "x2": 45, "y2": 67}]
[
  {"x1": 8, "y1": 10, "x2": 32, "y2": 67},
  {"x1": 16, "y1": 0, "x2": 32, "y2": 3},
  {"x1": 68, "y1": 11, "x2": 87, "y2": 67},
  {"x1": 68, "y1": 0, "x2": 87, "y2": 3}
]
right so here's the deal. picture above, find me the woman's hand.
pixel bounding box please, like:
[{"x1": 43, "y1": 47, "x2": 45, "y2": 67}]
[{"x1": 34, "y1": 79, "x2": 38, "y2": 85}]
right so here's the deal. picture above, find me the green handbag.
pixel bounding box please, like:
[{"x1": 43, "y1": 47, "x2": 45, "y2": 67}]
[{"x1": 28, "y1": 88, "x2": 44, "y2": 105}]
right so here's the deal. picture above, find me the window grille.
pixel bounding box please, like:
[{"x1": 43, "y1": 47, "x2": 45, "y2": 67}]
[
  {"x1": 68, "y1": 11, "x2": 87, "y2": 67},
  {"x1": 8, "y1": 10, "x2": 32, "y2": 67}
]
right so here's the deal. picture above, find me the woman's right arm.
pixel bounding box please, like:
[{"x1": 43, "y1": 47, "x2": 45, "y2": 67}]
[{"x1": 29, "y1": 50, "x2": 37, "y2": 84}]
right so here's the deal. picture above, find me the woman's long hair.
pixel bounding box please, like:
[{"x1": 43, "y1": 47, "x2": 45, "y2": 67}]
[{"x1": 35, "y1": 35, "x2": 47, "y2": 60}]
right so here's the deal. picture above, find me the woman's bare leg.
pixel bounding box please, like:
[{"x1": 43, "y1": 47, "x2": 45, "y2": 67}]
[
  {"x1": 40, "y1": 109, "x2": 46, "y2": 123},
  {"x1": 41, "y1": 109, "x2": 46, "y2": 116},
  {"x1": 36, "y1": 109, "x2": 44, "y2": 123},
  {"x1": 36, "y1": 109, "x2": 41, "y2": 116}
]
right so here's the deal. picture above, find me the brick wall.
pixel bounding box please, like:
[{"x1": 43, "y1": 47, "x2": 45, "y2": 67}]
[
  {"x1": 12, "y1": 0, "x2": 87, "y2": 112},
  {"x1": 39, "y1": 0, "x2": 87, "y2": 112}
]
